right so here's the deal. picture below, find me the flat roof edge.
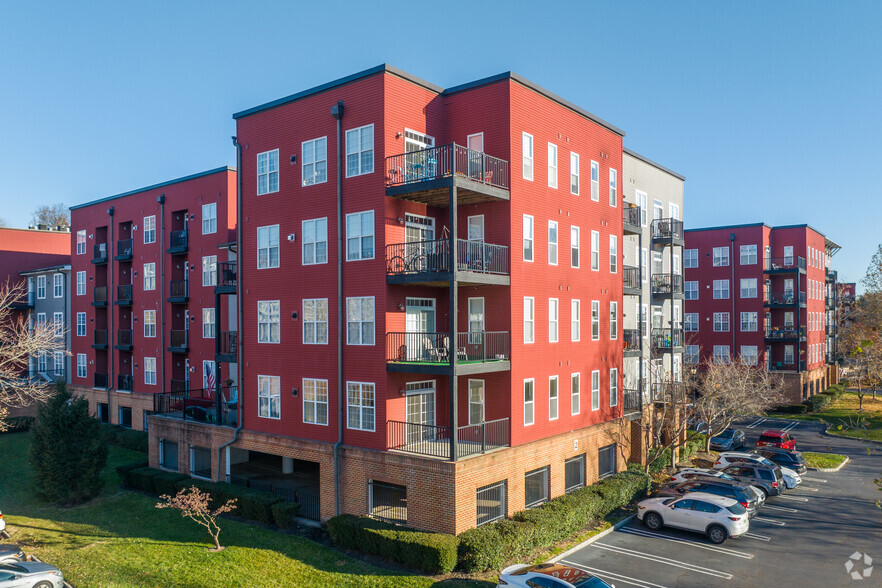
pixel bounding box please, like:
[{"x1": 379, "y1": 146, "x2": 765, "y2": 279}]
[
  {"x1": 21, "y1": 264, "x2": 71, "y2": 275},
  {"x1": 624, "y1": 148, "x2": 685, "y2": 180}
]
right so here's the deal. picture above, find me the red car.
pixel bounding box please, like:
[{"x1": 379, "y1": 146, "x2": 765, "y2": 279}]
[{"x1": 755, "y1": 430, "x2": 796, "y2": 450}]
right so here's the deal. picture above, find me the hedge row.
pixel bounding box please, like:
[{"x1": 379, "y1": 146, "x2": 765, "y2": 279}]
[
  {"x1": 774, "y1": 384, "x2": 845, "y2": 414},
  {"x1": 99, "y1": 423, "x2": 148, "y2": 452},
  {"x1": 805, "y1": 394, "x2": 832, "y2": 413},
  {"x1": 457, "y1": 470, "x2": 649, "y2": 572},
  {"x1": 822, "y1": 384, "x2": 846, "y2": 402},
  {"x1": 1, "y1": 416, "x2": 35, "y2": 434},
  {"x1": 328, "y1": 514, "x2": 458, "y2": 574}
]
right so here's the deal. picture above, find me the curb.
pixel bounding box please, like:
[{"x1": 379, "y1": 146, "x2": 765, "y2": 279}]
[
  {"x1": 549, "y1": 514, "x2": 635, "y2": 563},
  {"x1": 821, "y1": 424, "x2": 882, "y2": 445},
  {"x1": 808, "y1": 455, "x2": 850, "y2": 472}
]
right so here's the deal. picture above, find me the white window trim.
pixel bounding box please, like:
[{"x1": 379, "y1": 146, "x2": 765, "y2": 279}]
[
  {"x1": 547, "y1": 143, "x2": 558, "y2": 188},
  {"x1": 570, "y1": 152, "x2": 579, "y2": 195},
  {"x1": 257, "y1": 225, "x2": 281, "y2": 269},
  {"x1": 303, "y1": 378, "x2": 330, "y2": 426},
  {"x1": 571, "y1": 226, "x2": 580, "y2": 268},
  {"x1": 345, "y1": 210, "x2": 375, "y2": 261},
  {"x1": 591, "y1": 300, "x2": 600, "y2": 341},
  {"x1": 346, "y1": 296, "x2": 375, "y2": 346},
  {"x1": 609, "y1": 168, "x2": 617, "y2": 207},
  {"x1": 524, "y1": 378, "x2": 535, "y2": 426},
  {"x1": 609, "y1": 301, "x2": 618, "y2": 340},
  {"x1": 201, "y1": 203, "x2": 217, "y2": 235},
  {"x1": 591, "y1": 370, "x2": 600, "y2": 411},
  {"x1": 345, "y1": 124, "x2": 374, "y2": 178},
  {"x1": 523, "y1": 214, "x2": 534, "y2": 263},
  {"x1": 548, "y1": 375, "x2": 559, "y2": 421},
  {"x1": 257, "y1": 374, "x2": 282, "y2": 420},
  {"x1": 53, "y1": 274, "x2": 64, "y2": 298},
  {"x1": 549, "y1": 298, "x2": 559, "y2": 343},
  {"x1": 302, "y1": 218, "x2": 329, "y2": 266},
  {"x1": 522, "y1": 132, "x2": 534, "y2": 181},
  {"x1": 609, "y1": 234, "x2": 617, "y2": 274},
  {"x1": 591, "y1": 230, "x2": 600, "y2": 271},
  {"x1": 548, "y1": 220, "x2": 558, "y2": 266},
  {"x1": 202, "y1": 255, "x2": 217, "y2": 287},
  {"x1": 346, "y1": 381, "x2": 376, "y2": 432},
  {"x1": 301, "y1": 136, "x2": 328, "y2": 186},
  {"x1": 144, "y1": 357, "x2": 157, "y2": 386},
  {"x1": 257, "y1": 149, "x2": 280, "y2": 195},
  {"x1": 143, "y1": 216, "x2": 156, "y2": 244},
  {"x1": 571, "y1": 372, "x2": 581, "y2": 416},
  {"x1": 590, "y1": 160, "x2": 599, "y2": 201},
  {"x1": 303, "y1": 298, "x2": 329, "y2": 345},
  {"x1": 571, "y1": 299, "x2": 580, "y2": 342},
  {"x1": 523, "y1": 296, "x2": 535, "y2": 344},
  {"x1": 610, "y1": 368, "x2": 618, "y2": 408},
  {"x1": 257, "y1": 300, "x2": 281, "y2": 344},
  {"x1": 202, "y1": 308, "x2": 215, "y2": 339}
]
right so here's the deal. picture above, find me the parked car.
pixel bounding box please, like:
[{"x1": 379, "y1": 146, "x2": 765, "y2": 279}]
[
  {"x1": 709, "y1": 429, "x2": 747, "y2": 451},
  {"x1": 719, "y1": 463, "x2": 785, "y2": 497},
  {"x1": 715, "y1": 452, "x2": 801, "y2": 489},
  {"x1": 0, "y1": 561, "x2": 65, "y2": 588},
  {"x1": 655, "y1": 478, "x2": 761, "y2": 518},
  {"x1": 755, "y1": 429, "x2": 797, "y2": 450},
  {"x1": 637, "y1": 492, "x2": 749, "y2": 544},
  {"x1": 497, "y1": 563, "x2": 615, "y2": 587},
  {"x1": 668, "y1": 468, "x2": 767, "y2": 506},
  {"x1": 0, "y1": 545, "x2": 25, "y2": 564},
  {"x1": 751, "y1": 447, "x2": 807, "y2": 474}
]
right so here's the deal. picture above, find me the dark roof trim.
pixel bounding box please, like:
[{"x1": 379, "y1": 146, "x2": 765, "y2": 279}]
[
  {"x1": 20, "y1": 264, "x2": 71, "y2": 276},
  {"x1": 624, "y1": 148, "x2": 685, "y2": 180},
  {"x1": 685, "y1": 222, "x2": 831, "y2": 239},
  {"x1": 70, "y1": 167, "x2": 236, "y2": 211}
]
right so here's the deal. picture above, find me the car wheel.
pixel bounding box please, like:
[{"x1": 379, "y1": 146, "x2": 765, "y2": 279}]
[
  {"x1": 644, "y1": 512, "x2": 663, "y2": 531},
  {"x1": 707, "y1": 525, "x2": 728, "y2": 544},
  {"x1": 33, "y1": 582, "x2": 54, "y2": 588},
  {"x1": 759, "y1": 487, "x2": 769, "y2": 499}
]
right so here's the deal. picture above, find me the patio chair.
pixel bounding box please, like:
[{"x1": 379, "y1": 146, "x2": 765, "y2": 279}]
[{"x1": 425, "y1": 338, "x2": 446, "y2": 362}]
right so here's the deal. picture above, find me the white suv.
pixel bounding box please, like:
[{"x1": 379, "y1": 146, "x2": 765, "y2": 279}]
[
  {"x1": 714, "y1": 452, "x2": 801, "y2": 489},
  {"x1": 637, "y1": 492, "x2": 750, "y2": 544},
  {"x1": 0, "y1": 510, "x2": 5, "y2": 535}
]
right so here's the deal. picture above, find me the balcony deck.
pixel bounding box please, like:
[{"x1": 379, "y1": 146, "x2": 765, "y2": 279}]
[
  {"x1": 651, "y1": 273, "x2": 684, "y2": 299},
  {"x1": 387, "y1": 418, "x2": 509, "y2": 461},
  {"x1": 764, "y1": 327, "x2": 806, "y2": 342},
  {"x1": 650, "y1": 328, "x2": 684, "y2": 353},
  {"x1": 764, "y1": 256, "x2": 806, "y2": 274},
  {"x1": 623, "y1": 329, "x2": 642, "y2": 357},
  {"x1": 215, "y1": 261, "x2": 237, "y2": 294},
  {"x1": 385, "y1": 239, "x2": 510, "y2": 287},
  {"x1": 623, "y1": 388, "x2": 642, "y2": 420},
  {"x1": 386, "y1": 331, "x2": 510, "y2": 376},
  {"x1": 623, "y1": 206, "x2": 642, "y2": 236},
  {"x1": 764, "y1": 291, "x2": 806, "y2": 308},
  {"x1": 623, "y1": 265, "x2": 641, "y2": 296},
  {"x1": 651, "y1": 218, "x2": 684, "y2": 246}
]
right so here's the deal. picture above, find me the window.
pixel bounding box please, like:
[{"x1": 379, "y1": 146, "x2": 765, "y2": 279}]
[
  {"x1": 346, "y1": 211, "x2": 374, "y2": 261},
  {"x1": 525, "y1": 467, "x2": 550, "y2": 508},
  {"x1": 549, "y1": 298, "x2": 559, "y2": 343},
  {"x1": 654, "y1": 199, "x2": 663, "y2": 221},
  {"x1": 143, "y1": 262, "x2": 156, "y2": 291},
  {"x1": 522, "y1": 132, "x2": 534, "y2": 180},
  {"x1": 301, "y1": 378, "x2": 329, "y2": 425},
  {"x1": 37, "y1": 352, "x2": 47, "y2": 372},
  {"x1": 53, "y1": 312, "x2": 64, "y2": 335},
  {"x1": 740, "y1": 244, "x2": 757, "y2": 265},
  {"x1": 713, "y1": 279, "x2": 730, "y2": 299},
  {"x1": 36, "y1": 275, "x2": 46, "y2": 299},
  {"x1": 713, "y1": 345, "x2": 730, "y2": 364},
  {"x1": 685, "y1": 313, "x2": 699, "y2": 332},
  {"x1": 202, "y1": 255, "x2": 217, "y2": 286},
  {"x1": 609, "y1": 302, "x2": 618, "y2": 340},
  {"x1": 570, "y1": 152, "x2": 579, "y2": 194},
  {"x1": 254, "y1": 375, "x2": 281, "y2": 419},
  {"x1": 598, "y1": 444, "x2": 616, "y2": 477},
  {"x1": 144, "y1": 310, "x2": 156, "y2": 338},
  {"x1": 547, "y1": 143, "x2": 558, "y2": 188},
  {"x1": 713, "y1": 246, "x2": 729, "y2": 267},
  {"x1": 347, "y1": 382, "x2": 375, "y2": 431},
  {"x1": 609, "y1": 235, "x2": 617, "y2": 273},
  {"x1": 571, "y1": 299, "x2": 580, "y2": 342},
  {"x1": 570, "y1": 226, "x2": 580, "y2": 268},
  {"x1": 571, "y1": 373, "x2": 580, "y2": 415},
  {"x1": 610, "y1": 368, "x2": 618, "y2": 407},
  {"x1": 302, "y1": 218, "x2": 328, "y2": 265},
  {"x1": 523, "y1": 297, "x2": 535, "y2": 343},
  {"x1": 521, "y1": 214, "x2": 536, "y2": 262},
  {"x1": 713, "y1": 312, "x2": 730, "y2": 332},
  {"x1": 524, "y1": 379, "x2": 534, "y2": 425},
  {"x1": 741, "y1": 346, "x2": 758, "y2": 366},
  {"x1": 785, "y1": 345, "x2": 794, "y2": 364},
  {"x1": 642, "y1": 303, "x2": 649, "y2": 338},
  {"x1": 784, "y1": 311, "x2": 794, "y2": 328},
  {"x1": 76, "y1": 271, "x2": 86, "y2": 295},
  {"x1": 641, "y1": 248, "x2": 648, "y2": 282},
  {"x1": 257, "y1": 225, "x2": 280, "y2": 269},
  {"x1": 636, "y1": 190, "x2": 648, "y2": 226},
  {"x1": 76, "y1": 230, "x2": 86, "y2": 254},
  {"x1": 590, "y1": 160, "x2": 599, "y2": 201},
  {"x1": 686, "y1": 345, "x2": 700, "y2": 364},
  {"x1": 545, "y1": 376, "x2": 559, "y2": 420},
  {"x1": 784, "y1": 246, "x2": 794, "y2": 265},
  {"x1": 741, "y1": 312, "x2": 758, "y2": 332},
  {"x1": 118, "y1": 406, "x2": 132, "y2": 429},
  {"x1": 591, "y1": 231, "x2": 599, "y2": 271},
  {"x1": 159, "y1": 439, "x2": 178, "y2": 471},
  {"x1": 257, "y1": 149, "x2": 280, "y2": 194},
  {"x1": 258, "y1": 301, "x2": 281, "y2": 343},
  {"x1": 190, "y1": 446, "x2": 212, "y2": 479},
  {"x1": 53, "y1": 274, "x2": 63, "y2": 298},
  {"x1": 565, "y1": 454, "x2": 586, "y2": 492},
  {"x1": 652, "y1": 251, "x2": 663, "y2": 275},
  {"x1": 36, "y1": 313, "x2": 46, "y2": 331},
  {"x1": 202, "y1": 203, "x2": 217, "y2": 234},
  {"x1": 303, "y1": 299, "x2": 329, "y2": 344},
  {"x1": 783, "y1": 278, "x2": 794, "y2": 296},
  {"x1": 591, "y1": 301, "x2": 600, "y2": 340},
  {"x1": 609, "y1": 168, "x2": 617, "y2": 206},
  {"x1": 548, "y1": 221, "x2": 558, "y2": 265},
  {"x1": 202, "y1": 308, "x2": 215, "y2": 338},
  {"x1": 468, "y1": 298, "x2": 484, "y2": 343},
  {"x1": 684, "y1": 249, "x2": 698, "y2": 269},
  {"x1": 76, "y1": 312, "x2": 86, "y2": 336},
  {"x1": 143, "y1": 216, "x2": 156, "y2": 244},
  {"x1": 345, "y1": 124, "x2": 374, "y2": 177},
  {"x1": 685, "y1": 281, "x2": 699, "y2": 300},
  {"x1": 591, "y1": 370, "x2": 600, "y2": 411},
  {"x1": 144, "y1": 357, "x2": 156, "y2": 385},
  {"x1": 476, "y1": 481, "x2": 506, "y2": 527},
  {"x1": 469, "y1": 379, "x2": 485, "y2": 425},
  {"x1": 302, "y1": 137, "x2": 328, "y2": 185},
  {"x1": 77, "y1": 353, "x2": 86, "y2": 378},
  {"x1": 346, "y1": 297, "x2": 375, "y2": 345},
  {"x1": 740, "y1": 278, "x2": 757, "y2": 298}
]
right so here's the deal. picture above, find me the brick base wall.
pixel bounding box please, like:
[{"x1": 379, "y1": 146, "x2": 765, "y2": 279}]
[
  {"x1": 780, "y1": 366, "x2": 832, "y2": 404},
  {"x1": 72, "y1": 386, "x2": 156, "y2": 430}
]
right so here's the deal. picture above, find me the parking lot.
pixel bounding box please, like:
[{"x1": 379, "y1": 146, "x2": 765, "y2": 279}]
[{"x1": 559, "y1": 418, "x2": 882, "y2": 587}]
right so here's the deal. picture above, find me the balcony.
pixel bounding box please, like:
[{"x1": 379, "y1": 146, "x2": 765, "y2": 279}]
[
  {"x1": 764, "y1": 326, "x2": 806, "y2": 342},
  {"x1": 385, "y1": 239, "x2": 510, "y2": 287},
  {"x1": 385, "y1": 143, "x2": 510, "y2": 206},
  {"x1": 623, "y1": 265, "x2": 641, "y2": 296},
  {"x1": 826, "y1": 296, "x2": 836, "y2": 310},
  {"x1": 764, "y1": 256, "x2": 806, "y2": 274},
  {"x1": 168, "y1": 230, "x2": 188, "y2": 254},
  {"x1": 623, "y1": 388, "x2": 642, "y2": 418},
  {"x1": 826, "y1": 323, "x2": 838, "y2": 337},
  {"x1": 168, "y1": 330, "x2": 189, "y2": 353},
  {"x1": 650, "y1": 218, "x2": 684, "y2": 246},
  {"x1": 168, "y1": 280, "x2": 189, "y2": 303},
  {"x1": 118, "y1": 374, "x2": 134, "y2": 392},
  {"x1": 170, "y1": 379, "x2": 189, "y2": 393},
  {"x1": 387, "y1": 418, "x2": 509, "y2": 461},
  {"x1": 217, "y1": 330, "x2": 237, "y2": 363},
  {"x1": 386, "y1": 331, "x2": 510, "y2": 376},
  {"x1": 94, "y1": 372, "x2": 108, "y2": 389},
  {"x1": 623, "y1": 205, "x2": 642, "y2": 236},
  {"x1": 92, "y1": 243, "x2": 108, "y2": 264},
  {"x1": 92, "y1": 286, "x2": 108, "y2": 307},
  {"x1": 651, "y1": 382, "x2": 686, "y2": 403},
  {"x1": 650, "y1": 328, "x2": 684, "y2": 352},
  {"x1": 92, "y1": 329, "x2": 108, "y2": 350},
  {"x1": 651, "y1": 273, "x2": 684, "y2": 299},
  {"x1": 216, "y1": 261, "x2": 237, "y2": 294},
  {"x1": 152, "y1": 388, "x2": 237, "y2": 427},
  {"x1": 115, "y1": 329, "x2": 133, "y2": 351},
  {"x1": 623, "y1": 329, "x2": 641, "y2": 357},
  {"x1": 768, "y1": 360, "x2": 806, "y2": 373},
  {"x1": 764, "y1": 291, "x2": 806, "y2": 308},
  {"x1": 115, "y1": 284, "x2": 133, "y2": 306},
  {"x1": 826, "y1": 268, "x2": 837, "y2": 282},
  {"x1": 115, "y1": 238, "x2": 133, "y2": 261},
  {"x1": 10, "y1": 291, "x2": 34, "y2": 310}
]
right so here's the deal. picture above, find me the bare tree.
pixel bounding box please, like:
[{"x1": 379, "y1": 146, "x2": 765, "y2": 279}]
[
  {"x1": 30, "y1": 203, "x2": 70, "y2": 230},
  {"x1": 156, "y1": 487, "x2": 237, "y2": 551},
  {"x1": 0, "y1": 281, "x2": 65, "y2": 431}
]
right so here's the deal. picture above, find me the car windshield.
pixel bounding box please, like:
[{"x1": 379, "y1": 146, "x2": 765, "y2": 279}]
[
  {"x1": 718, "y1": 473, "x2": 735, "y2": 480},
  {"x1": 0, "y1": 564, "x2": 25, "y2": 573},
  {"x1": 757, "y1": 457, "x2": 775, "y2": 466},
  {"x1": 661, "y1": 498, "x2": 676, "y2": 505},
  {"x1": 715, "y1": 430, "x2": 736, "y2": 439},
  {"x1": 572, "y1": 576, "x2": 611, "y2": 588},
  {"x1": 726, "y1": 503, "x2": 747, "y2": 515}
]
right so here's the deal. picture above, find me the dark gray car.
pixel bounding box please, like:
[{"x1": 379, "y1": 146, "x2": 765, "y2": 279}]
[
  {"x1": 655, "y1": 477, "x2": 761, "y2": 518},
  {"x1": 720, "y1": 463, "x2": 784, "y2": 497},
  {"x1": 751, "y1": 447, "x2": 808, "y2": 474},
  {"x1": 709, "y1": 429, "x2": 747, "y2": 451}
]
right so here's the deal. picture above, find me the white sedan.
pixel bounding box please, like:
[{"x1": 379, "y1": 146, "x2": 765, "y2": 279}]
[
  {"x1": 498, "y1": 563, "x2": 615, "y2": 587},
  {"x1": 637, "y1": 492, "x2": 750, "y2": 544}
]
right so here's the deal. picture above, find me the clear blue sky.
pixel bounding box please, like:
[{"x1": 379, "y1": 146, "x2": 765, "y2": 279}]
[{"x1": 2, "y1": 1, "x2": 879, "y2": 288}]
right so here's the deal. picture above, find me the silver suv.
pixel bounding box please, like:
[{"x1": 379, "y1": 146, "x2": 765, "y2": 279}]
[{"x1": 720, "y1": 463, "x2": 784, "y2": 497}]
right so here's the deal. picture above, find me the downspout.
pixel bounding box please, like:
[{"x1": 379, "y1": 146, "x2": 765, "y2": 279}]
[
  {"x1": 107, "y1": 206, "x2": 114, "y2": 409},
  {"x1": 331, "y1": 101, "x2": 344, "y2": 516},
  {"x1": 158, "y1": 194, "x2": 166, "y2": 394},
  {"x1": 730, "y1": 233, "x2": 736, "y2": 354}
]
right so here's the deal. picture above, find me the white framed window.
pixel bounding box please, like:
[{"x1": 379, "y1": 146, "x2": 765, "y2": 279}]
[
  {"x1": 76, "y1": 312, "x2": 86, "y2": 337},
  {"x1": 571, "y1": 373, "x2": 580, "y2": 415},
  {"x1": 36, "y1": 276, "x2": 46, "y2": 299},
  {"x1": 346, "y1": 211, "x2": 374, "y2": 261},
  {"x1": 303, "y1": 378, "x2": 329, "y2": 425},
  {"x1": 641, "y1": 248, "x2": 648, "y2": 283},
  {"x1": 570, "y1": 152, "x2": 579, "y2": 194},
  {"x1": 740, "y1": 244, "x2": 757, "y2": 265},
  {"x1": 609, "y1": 234, "x2": 617, "y2": 273},
  {"x1": 76, "y1": 230, "x2": 87, "y2": 254},
  {"x1": 469, "y1": 379, "x2": 485, "y2": 425},
  {"x1": 547, "y1": 143, "x2": 558, "y2": 188},
  {"x1": 37, "y1": 351, "x2": 47, "y2": 373},
  {"x1": 548, "y1": 376, "x2": 559, "y2": 420},
  {"x1": 571, "y1": 299, "x2": 580, "y2": 342},
  {"x1": 713, "y1": 312, "x2": 730, "y2": 332},
  {"x1": 143, "y1": 263, "x2": 156, "y2": 290},
  {"x1": 258, "y1": 300, "x2": 280, "y2": 343},
  {"x1": 652, "y1": 251, "x2": 663, "y2": 275},
  {"x1": 143, "y1": 216, "x2": 156, "y2": 244},
  {"x1": 468, "y1": 298, "x2": 484, "y2": 343},
  {"x1": 636, "y1": 190, "x2": 648, "y2": 226},
  {"x1": 77, "y1": 353, "x2": 87, "y2": 378},
  {"x1": 684, "y1": 249, "x2": 698, "y2": 269},
  {"x1": 741, "y1": 346, "x2": 758, "y2": 366},
  {"x1": 591, "y1": 230, "x2": 599, "y2": 271},
  {"x1": 258, "y1": 375, "x2": 281, "y2": 419},
  {"x1": 302, "y1": 137, "x2": 328, "y2": 186},
  {"x1": 522, "y1": 132, "x2": 534, "y2": 180},
  {"x1": 37, "y1": 313, "x2": 46, "y2": 330},
  {"x1": 571, "y1": 226, "x2": 580, "y2": 268},
  {"x1": 685, "y1": 345, "x2": 700, "y2": 364},
  {"x1": 784, "y1": 311, "x2": 794, "y2": 328},
  {"x1": 302, "y1": 218, "x2": 328, "y2": 265},
  {"x1": 523, "y1": 296, "x2": 535, "y2": 343},
  {"x1": 53, "y1": 274, "x2": 64, "y2": 298},
  {"x1": 548, "y1": 221, "x2": 558, "y2": 265},
  {"x1": 144, "y1": 310, "x2": 156, "y2": 338},
  {"x1": 202, "y1": 255, "x2": 217, "y2": 286},
  {"x1": 741, "y1": 312, "x2": 758, "y2": 332},
  {"x1": 591, "y1": 300, "x2": 600, "y2": 340},
  {"x1": 713, "y1": 246, "x2": 729, "y2": 267},
  {"x1": 303, "y1": 299, "x2": 329, "y2": 344},
  {"x1": 346, "y1": 297, "x2": 375, "y2": 345},
  {"x1": 345, "y1": 124, "x2": 374, "y2": 177},
  {"x1": 257, "y1": 149, "x2": 280, "y2": 195},
  {"x1": 653, "y1": 199, "x2": 663, "y2": 221},
  {"x1": 713, "y1": 345, "x2": 730, "y2": 365},
  {"x1": 202, "y1": 308, "x2": 215, "y2": 338},
  {"x1": 784, "y1": 246, "x2": 794, "y2": 265},
  {"x1": 257, "y1": 225, "x2": 280, "y2": 269},
  {"x1": 53, "y1": 312, "x2": 64, "y2": 335},
  {"x1": 76, "y1": 271, "x2": 86, "y2": 296},
  {"x1": 590, "y1": 160, "x2": 599, "y2": 201},
  {"x1": 685, "y1": 281, "x2": 699, "y2": 300},
  {"x1": 202, "y1": 203, "x2": 217, "y2": 235},
  {"x1": 685, "y1": 313, "x2": 699, "y2": 332},
  {"x1": 713, "y1": 279, "x2": 730, "y2": 299},
  {"x1": 609, "y1": 302, "x2": 618, "y2": 340},
  {"x1": 523, "y1": 215, "x2": 534, "y2": 262},
  {"x1": 549, "y1": 298, "x2": 559, "y2": 343},
  {"x1": 609, "y1": 168, "x2": 617, "y2": 206},
  {"x1": 591, "y1": 370, "x2": 600, "y2": 411},
  {"x1": 610, "y1": 368, "x2": 618, "y2": 407},
  {"x1": 740, "y1": 278, "x2": 757, "y2": 298},
  {"x1": 347, "y1": 382, "x2": 375, "y2": 431},
  {"x1": 523, "y1": 379, "x2": 535, "y2": 425},
  {"x1": 144, "y1": 357, "x2": 156, "y2": 385}
]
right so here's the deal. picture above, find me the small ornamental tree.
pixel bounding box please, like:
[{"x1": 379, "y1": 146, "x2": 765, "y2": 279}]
[{"x1": 156, "y1": 486, "x2": 237, "y2": 551}]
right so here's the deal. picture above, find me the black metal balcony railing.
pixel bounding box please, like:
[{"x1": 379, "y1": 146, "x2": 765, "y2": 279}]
[
  {"x1": 623, "y1": 206, "x2": 642, "y2": 232},
  {"x1": 11, "y1": 291, "x2": 35, "y2": 309},
  {"x1": 387, "y1": 418, "x2": 509, "y2": 460},
  {"x1": 764, "y1": 326, "x2": 806, "y2": 341},
  {"x1": 385, "y1": 239, "x2": 510, "y2": 277},
  {"x1": 764, "y1": 256, "x2": 806, "y2": 272},
  {"x1": 94, "y1": 372, "x2": 108, "y2": 389},
  {"x1": 764, "y1": 291, "x2": 806, "y2": 306},
  {"x1": 650, "y1": 328, "x2": 684, "y2": 349},
  {"x1": 769, "y1": 360, "x2": 807, "y2": 372},
  {"x1": 116, "y1": 238, "x2": 133, "y2": 260},
  {"x1": 117, "y1": 329, "x2": 133, "y2": 348},
  {"x1": 386, "y1": 331, "x2": 509, "y2": 364},
  {"x1": 92, "y1": 243, "x2": 108, "y2": 263},
  {"x1": 93, "y1": 286, "x2": 107, "y2": 305},
  {"x1": 623, "y1": 329, "x2": 641, "y2": 353},
  {"x1": 651, "y1": 273, "x2": 683, "y2": 296},
  {"x1": 169, "y1": 230, "x2": 188, "y2": 253},
  {"x1": 623, "y1": 265, "x2": 640, "y2": 291},
  {"x1": 219, "y1": 331, "x2": 237, "y2": 356},
  {"x1": 826, "y1": 268, "x2": 837, "y2": 281},
  {"x1": 623, "y1": 389, "x2": 642, "y2": 413},
  {"x1": 217, "y1": 261, "x2": 237, "y2": 288},
  {"x1": 169, "y1": 280, "x2": 189, "y2": 301},
  {"x1": 118, "y1": 374, "x2": 133, "y2": 391},
  {"x1": 651, "y1": 218, "x2": 684, "y2": 241},
  {"x1": 93, "y1": 329, "x2": 108, "y2": 347},
  {"x1": 153, "y1": 388, "x2": 236, "y2": 426},
  {"x1": 169, "y1": 330, "x2": 188, "y2": 351},
  {"x1": 386, "y1": 143, "x2": 510, "y2": 191},
  {"x1": 651, "y1": 382, "x2": 686, "y2": 403},
  {"x1": 117, "y1": 284, "x2": 132, "y2": 303}
]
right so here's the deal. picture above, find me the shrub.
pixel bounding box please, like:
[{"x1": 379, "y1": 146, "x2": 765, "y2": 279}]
[
  {"x1": 151, "y1": 471, "x2": 189, "y2": 496},
  {"x1": 271, "y1": 502, "x2": 301, "y2": 528},
  {"x1": 822, "y1": 384, "x2": 845, "y2": 402},
  {"x1": 116, "y1": 460, "x2": 149, "y2": 486},
  {"x1": 805, "y1": 394, "x2": 832, "y2": 413},
  {"x1": 328, "y1": 514, "x2": 458, "y2": 574},
  {"x1": 173, "y1": 478, "x2": 283, "y2": 525},
  {"x1": 1, "y1": 416, "x2": 35, "y2": 434},
  {"x1": 774, "y1": 403, "x2": 809, "y2": 414},
  {"x1": 99, "y1": 423, "x2": 148, "y2": 452}
]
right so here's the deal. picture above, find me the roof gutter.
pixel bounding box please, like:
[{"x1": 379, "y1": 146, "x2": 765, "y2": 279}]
[{"x1": 331, "y1": 100, "x2": 344, "y2": 516}]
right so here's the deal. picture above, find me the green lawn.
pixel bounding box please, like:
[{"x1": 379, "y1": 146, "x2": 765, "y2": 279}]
[
  {"x1": 0, "y1": 432, "x2": 491, "y2": 588},
  {"x1": 768, "y1": 391, "x2": 882, "y2": 440},
  {"x1": 802, "y1": 451, "x2": 848, "y2": 470}
]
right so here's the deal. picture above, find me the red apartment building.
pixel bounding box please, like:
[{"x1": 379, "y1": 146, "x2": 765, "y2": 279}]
[
  {"x1": 69, "y1": 168, "x2": 237, "y2": 431},
  {"x1": 147, "y1": 65, "x2": 652, "y2": 535},
  {"x1": 684, "y1": 223, "x2": 840, "y2": 403}
]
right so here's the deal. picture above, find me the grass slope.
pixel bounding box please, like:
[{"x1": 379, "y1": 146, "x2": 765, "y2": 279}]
[
  {"x1": 770, "y1": 391, "x2": 882, "y2": 440},
  {"x1": 802, "y1": 451, "x2": 848, "y2": 470}
]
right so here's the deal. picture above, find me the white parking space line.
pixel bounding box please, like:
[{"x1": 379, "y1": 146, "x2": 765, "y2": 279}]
[
  {"x1": 782, "y1": 421, "x2": 799, "y2": 432},
  {"x1": 803, "y1": 477, "x2": 827, "y2": 483},
  {"x1": 561, "y1": 561, "x2": 670, "y2": 588},
  {"x1": 754, "y1": 516, "x2": 786, "y2": 526},
  {"x1": 746, "y1": 417, "x2": 767, "y2": 429},
  {"x1": 763, "y1": 504, "x2": 798, "y2": 513},
  {"x1": 778, "y1": 495, "x2": 809, "y2": 502},
  {"x1": 744, "y1": 532, "x2": 771, "y2": 542},
  {"x1": 593, "y1": 543, "x2": 734, "y2": 580},
  {"x1": 801, "y1": 487, "x2": 819, "y2": 492},
  {"x1": 619, "y1": 527, "x2": 754, "y2": 559}
]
